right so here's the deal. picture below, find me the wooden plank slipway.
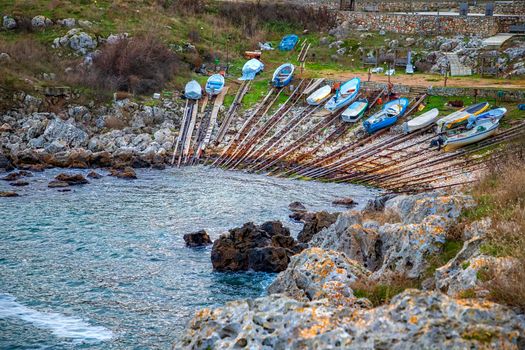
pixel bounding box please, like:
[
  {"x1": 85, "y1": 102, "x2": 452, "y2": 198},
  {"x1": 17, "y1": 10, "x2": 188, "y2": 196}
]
[{"x1": 200, "y1": 87, "x2": 229, "y2": 155}]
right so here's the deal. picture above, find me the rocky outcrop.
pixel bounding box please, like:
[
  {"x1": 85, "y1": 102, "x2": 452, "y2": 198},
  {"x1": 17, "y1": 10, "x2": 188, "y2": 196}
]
[
  {"x1": 211, "y1": 221, "x2": 305, "y2": 272},
  {"x1": 268, "y1": 247, "x2": 370, "y2": 306},
  {"x1": 52, "y1": 28, "x2": 97, "y2": 55},
  {"x1": 109, "y1": 167, "x2": 137, "y2": 179},
  {"x1": 296, "y1": 211, "x2": 339, "y2": 243},
  {"x1": 42, "y1": 118, "x2": 88, "y2": 149},
  {"x1": 184, "y1": 230, "x2": 213, "y2": 247},
  {"x1": 177, "y1": 289, "x2": 525, "y2": 350},
  {"x1": 383, "y1": 191, "x2": 474, "y2": 224}
]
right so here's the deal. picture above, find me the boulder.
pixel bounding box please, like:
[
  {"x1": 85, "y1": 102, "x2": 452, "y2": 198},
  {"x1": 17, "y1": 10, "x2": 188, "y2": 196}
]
[
  {"x1": 0, "y1": 53, "x2": 11, "y2": 63},
  {"x1": 177, "y1": 289, "x2": 525, "y2": 349},
  {"x1": 288, "y1": 201, "x2": 306, "y2": 212},
  {"x1": 211, "y1": 221, "x2": 304, "y2": 272},
  {"x1": 54, "y1": 173, "x2": 89, "y2": 185},
  {"x1": 43, "y1": 118, "x2": 88, "y2": 148},
  {"x1": 109, "y1": 167, "x2": 137, "y2": 179},
  {"x1": 31, "y1": 15, "x2": 52, "y2": 28},
  {"x1": 297, "y1": 211, "x2": 339, "y2": 243},
  {"x1": 383, "y1": 192, "x2": 474, "y2": 225},
  {"x1": 57, "y1": 18, "x2": 76, "y2": 27},
  {"x1": 183, "y1": 230, "x2": 213, "y2": 247},
  {"x1": 0, "y1": 153, "x2": 13, "y2": 171},
  {"x1": 3, "y1": 16, "x2": 17, "y2": 30},
  {"x1": 0, "y1": 191, "x2": 19, "y2": 197},
  {"x1": 48, "y1": 180, "x2": 70, "y2": 188},
  {"x1": 310, "y1": 211, "x2": 382, "y2": 271},
  {"x1": 332, "y1": 197, "x2": 356, "y2": 207},
  {"x1": 268, "y1": 247, "x2": 370, "y2": 306},
  {"x1": 89, "y1": 151, "x2": 113, "y2": 168},
  {"x1": 87, "y1": 170, "x2": 102, "y2": 179},
  {"x1": 52, "y1": 29, "x2": 97, "y2": 55},
  {"x1": 9, "y1": 180, "x2": 29, "y2": 187}
]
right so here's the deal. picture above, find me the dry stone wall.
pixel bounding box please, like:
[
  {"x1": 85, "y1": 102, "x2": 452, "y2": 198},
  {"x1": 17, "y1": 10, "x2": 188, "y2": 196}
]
[{"x1": 337, "y1": 12, "x2": 524, "y2": 36}]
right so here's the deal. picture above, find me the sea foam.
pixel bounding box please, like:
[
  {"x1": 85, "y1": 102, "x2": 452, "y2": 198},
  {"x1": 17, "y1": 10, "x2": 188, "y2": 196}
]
[{"x1": 0, "y1": 293, "x2": 113, "y2": 343}]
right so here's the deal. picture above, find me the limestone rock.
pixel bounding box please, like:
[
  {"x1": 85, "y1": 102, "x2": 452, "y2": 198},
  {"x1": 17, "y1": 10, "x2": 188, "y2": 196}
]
[
  {"x1": 53, "y1": 29, "x2": 97, "y2": 55},
  {"x1": 31, "y1": 15, "x2": 53, "y2": 28},
  {"x1": 184, "y1": 230, "x2": 213, "y2": 247},
  {"x1": 384, "y1": 191, "x2": 474, "y2": 225},
  {"x1": 87, "y1": 170, "x2": 102, "y2": 179},
  {"x1": 211, "y1": 221, "x2": 304, "y2": 272},
  {"x1": 57, "y1": 18, "x2": 76, "y2": 27},
  {"x1": 9, "y1": 180, "x2": 29, "y2": 187},
  {"x1": 0, "y1": 52, "x2": 11, "y2": 63},
  {"x1": 48, "y1": 180, "x2": 70, "y2": 188},
  {"x1": 332, "y1": 197, "x2": 356, "y2": 207},
  {"x1": 177, "y1": 289, "x2": 525, "y2": 350},
  {"x1": 43, "y1": 118, "x2": 88, "y2": 148},
  {"x1": 109, "y1": 166, "x2": 137, "y2": 179},
  {"x1": 297, "y1": 211, "x2": 339, "y2": 243},
  {"x1": 268, "y1": 247, "x2": 370, "y2": 306}
]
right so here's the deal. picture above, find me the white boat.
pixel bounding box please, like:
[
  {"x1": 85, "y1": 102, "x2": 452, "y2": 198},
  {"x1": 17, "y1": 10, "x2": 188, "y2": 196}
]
[
  {"x1": 466, "y1": 107, "x2": 506, "y2": 128},
  {"x1": 184, "y1": 80, "x2": 202, "y2": 100},
  {"x1": 240, "y1": 58, "x2": 264, "y2": 81},
  {"x1": 341, "y1": 99, "x2": 368, "y2": 123},
  {"x1": 306, "y1": 85, "x2": 331, "y2": 106},
  {"x1": 436, "y1": 102, "x2": 489, "y2": 132},
  {"x1": 402, "y1": 108, "x2": 439, "y2": 133},
  {"x1": 385, "y1": 69, "x2": 395, "y2": 76},
  {"x1": 444, "y1": 118, "x2": 499, "y2": 151}
]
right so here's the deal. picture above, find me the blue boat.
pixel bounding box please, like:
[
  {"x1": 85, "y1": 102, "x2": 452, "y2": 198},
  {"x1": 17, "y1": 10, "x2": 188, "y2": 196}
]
[
  {"x1": 184, "y1": 80, "x2": 202, "y2": 100},
  {"x1": 324, "y1": 78, "x2": 360, "y2": 112},
  {"x1": 278, "y1": 34, "x2": 299, "y2": 51},
  {"x1": 272, "y1": 63, "x2": 294, "y2": 88},
  {"x1": 240, "y1": 58, "x2": 264, "y2": 81},
  {"x1": 363, "y1": 98, "x2": 410, "y2": 134},
  {"x1": 466, "y1": 107, "x2": 506, "y2": 129},
  {"x1": 205, "y1": 74, "x2": 225, "y2": 96}
]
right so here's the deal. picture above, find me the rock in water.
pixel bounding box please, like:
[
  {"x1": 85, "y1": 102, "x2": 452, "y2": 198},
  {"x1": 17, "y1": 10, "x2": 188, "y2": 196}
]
[
  {"x1": 54, "y1": 173, "x2": 89, "y2": 185},
  {"x1": 184, "y1": 230, "x2": 212, "y2": 247},
  {"x1": 288, "y1": 201, "x2": 306, "y2": 212},
  {"x1": 268, "y1": 247, "x2": 370, "y2": 306},
  {"x1": 48, "y1": 180, "x2": 70, "y2": 188},
  {"x1": 109, "y1": 167, "x2": 137, "y2": 179},
  {"x1": 176, "y1": 290, "x2": 525, "y2": 349},
  {"x1": 9, "y1": 180, "x2": 29, "y2": 187},
  {"x1": 211, "y1": 221, "x2": 304, "y2": 272},
  {"x1": 0, "y1": 191, "x2": 19, "y2": 197},
  {"x1": 297, "y1": 211, "x2": 339, "y2": 243},
  {"x1": 87, "y1": 171, "x2": 102, "y2": 179},
  {"x1": 332, "y1": 197, "x2": 356, "y2": 207}
]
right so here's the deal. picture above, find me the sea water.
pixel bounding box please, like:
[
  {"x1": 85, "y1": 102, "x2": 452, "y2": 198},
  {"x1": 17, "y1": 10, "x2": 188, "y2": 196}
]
[{"x1": 0, "y1": 166, "x2": 377, "y2": 349}]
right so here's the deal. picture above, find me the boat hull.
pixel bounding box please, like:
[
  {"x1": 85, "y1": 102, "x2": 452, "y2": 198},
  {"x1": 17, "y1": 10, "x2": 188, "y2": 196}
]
[
  {"x1": 444, "y1": 124, "x2": 498, "y2": 151},
  {"x1": 324, "y1": 78, "x2": 360, "y2": 112},
  {"x1": 184, "y1": 80, "x2": 202, "y2": 100},
  {"x1": 306, "y1": 85, "x2": 331, "y2": 106},
  {"x1": 272, "y1": 63, "x2": 294, "y2": 88},
  {"x1": 341, "y1": 99, "x2": 368, "y2": 123},
  {"x1": 205, "y1": 74, "x2": 225, "y2": 96},
  {"x1": 403, "y1": 108, "x2": 440, "y2": 133}
]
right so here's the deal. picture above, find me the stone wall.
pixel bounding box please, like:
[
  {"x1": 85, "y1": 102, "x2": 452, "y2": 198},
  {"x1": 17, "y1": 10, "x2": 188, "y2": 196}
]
[
  {"x1": 428, "y1": 86, "x2": 525, "y2": 102},
  {"x1": 337, "y1": 11, "x2": 524, "y2": 36}
]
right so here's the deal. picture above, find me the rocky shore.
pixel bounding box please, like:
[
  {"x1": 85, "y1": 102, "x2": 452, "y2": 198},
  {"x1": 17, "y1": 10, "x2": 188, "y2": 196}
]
[{"x1": 176, "y1": 191, "x2": 525, "y2": 349}]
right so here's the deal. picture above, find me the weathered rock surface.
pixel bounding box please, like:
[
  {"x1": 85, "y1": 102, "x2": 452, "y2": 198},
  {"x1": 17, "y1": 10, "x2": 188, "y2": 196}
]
[
  {"x1": 184, "y1": 230, "x2": 212, "y2": 247},
  {"x1": 52, "y1": 28, "x2": 97, "y2": 55},
  {"x1": 177, "y1": 289, "x2": 525, "y2": 350},
  {"x1": 211, "y1": 221, "x2": 305, "y2": 272},
  {"x1": 268, "y1": 247, "x2": 370, "y2": 306},
  {"x1": 332, "y1": 197, "x2": 356, "y2": 207},
  {"x1": 296, "y1": 211, "x2": 339, "y2": 243},
  {"x1": 109, "y1": 167, "x2": 137, "y2": 179},
  {"x1": 384, "y1": 191, "x2": 474, "y2": 224}
]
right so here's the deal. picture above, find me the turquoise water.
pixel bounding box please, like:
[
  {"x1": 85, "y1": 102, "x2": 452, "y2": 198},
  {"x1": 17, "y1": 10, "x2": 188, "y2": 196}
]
[{"x1": 0, "y1": 167, "x2": 377, "y2": 349}]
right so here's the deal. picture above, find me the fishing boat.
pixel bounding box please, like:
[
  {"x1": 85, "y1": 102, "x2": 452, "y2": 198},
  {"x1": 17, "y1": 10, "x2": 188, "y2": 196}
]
[
  {"x1": 324, "y1": 77, "x2": 360, "y2": 112},
  {"x1": 466, "y1": 107, "x2": 506, "y2": 128},
  {"x1": 272, "y1": 63, "x2": 294, "y2": 88},
  {"x1": 363, "y1": 98, "x2": 410, "y2": 134},
  {"x1": 278, "y1": 34, "x2": 299, "y2": 51},
  {"x1": 443, "y1": 118, "x2": 499, "y2": 151},
  {"x1": 341, "y1": 99, "x2": 369, "y2": 123},
  {"x1": 306, "y1": 85, "x2": 331, "y2": 106},
  {"x1": 240, "y1": 58, "x2": 264, "y2": 81},
  {"x1": 205, "y1": 74, "x2": 225, "y2": 96},
  {"x1": 436, "y1": 102, "x2": 489, "y2": 132},
  {"x1": 184, "y1": 80, "x2": 202, "y2": 100},
  {"x1": 402, "y1": 108, "x2": 439, "y2": 133}
]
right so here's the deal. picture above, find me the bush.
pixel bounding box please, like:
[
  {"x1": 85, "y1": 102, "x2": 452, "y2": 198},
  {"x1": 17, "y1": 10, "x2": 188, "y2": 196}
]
[
  {"x1": 86, "y1": 34, "x2": 181, "y2": 95},
  {"x1": 217, "y1": 2, "x2": 336, "y2": 36}
]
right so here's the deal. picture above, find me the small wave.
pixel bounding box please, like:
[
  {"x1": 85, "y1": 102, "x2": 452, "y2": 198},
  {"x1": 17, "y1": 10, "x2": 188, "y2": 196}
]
[{"x1": 0, "y1": 293, "x2": 113, "y2": 343}]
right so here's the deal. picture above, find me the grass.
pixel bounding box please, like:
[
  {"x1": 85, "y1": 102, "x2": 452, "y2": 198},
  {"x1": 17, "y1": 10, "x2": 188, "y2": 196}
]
[
  {"x1": 423, "y1": 239, "x2": 463, "y2": 280},
  {"x1": 455, "y1": 140, "x2": 525, "y2": 310},
  {"x1": 352, "y1": 275, "x2": 420, "y2": 307}
]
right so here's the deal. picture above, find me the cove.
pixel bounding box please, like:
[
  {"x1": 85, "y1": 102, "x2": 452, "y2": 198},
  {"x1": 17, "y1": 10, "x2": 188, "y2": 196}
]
[{"x1": 0, "y1": 166, "x2": 377, "y2": 349}]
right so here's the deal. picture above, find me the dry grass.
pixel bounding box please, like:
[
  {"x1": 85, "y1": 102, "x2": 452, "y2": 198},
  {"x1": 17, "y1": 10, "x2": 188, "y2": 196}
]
[
  {"x1": 466, "y1": 141, "x2": 525, "y2": 310},
  {"x1": 351, "y1": 274, "x2": 420, "y2": 307},
  {"x1": 362, "y1": 209, "x2": 402, "y2": 225}
]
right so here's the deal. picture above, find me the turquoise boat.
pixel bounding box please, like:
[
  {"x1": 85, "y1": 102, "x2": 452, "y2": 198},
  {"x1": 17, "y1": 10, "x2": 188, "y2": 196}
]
[
  {"x1": 324, "y1": 78, "x2": 360, "y2": 112},
  {"x1": 363, "y1": 98, "x2": 410, "y2": 134},
  {"x1": 184, "y1": 80, "x2": 202, "y2": 100},
  {"x1": 205, "y1": 74, "x2": 225, "y2": 96},
  {"x1": 466, "y1": 107, "x2": 506, "y2": 129},
  {"x1": 272, "y1": 63, "x2": 294, "y2": 88}
]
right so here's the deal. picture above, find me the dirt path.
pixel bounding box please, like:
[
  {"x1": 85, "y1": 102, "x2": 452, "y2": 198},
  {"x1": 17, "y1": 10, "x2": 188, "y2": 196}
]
[{"x1": 320, "y1": 71, "x2": 525, "y2": 90}]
